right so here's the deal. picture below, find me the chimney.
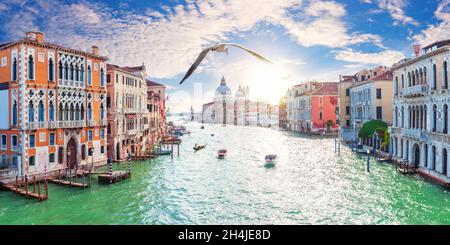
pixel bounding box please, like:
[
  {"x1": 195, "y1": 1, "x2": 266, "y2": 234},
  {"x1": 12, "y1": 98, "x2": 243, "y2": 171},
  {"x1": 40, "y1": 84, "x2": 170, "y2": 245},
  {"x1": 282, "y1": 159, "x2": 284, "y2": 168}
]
[
  {"x1": 26, "y1": 31, "x2": 44, "y2": 43},
  {"x1": 413, "y1": 44, "x2": 421, "y2": 57},
  {"x1": 92, "y1": 46, "x2": 99, "y2": 55},
  {"x1": 36, "y1": 32, "x2": 44, "y2": 43}
]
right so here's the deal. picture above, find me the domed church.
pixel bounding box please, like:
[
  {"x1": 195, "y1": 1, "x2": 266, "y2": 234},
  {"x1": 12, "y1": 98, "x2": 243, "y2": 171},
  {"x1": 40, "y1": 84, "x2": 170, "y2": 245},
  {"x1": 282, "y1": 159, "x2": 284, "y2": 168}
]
[{"x1": 202, "y1": 76, "x2": 253, "y2": 125}]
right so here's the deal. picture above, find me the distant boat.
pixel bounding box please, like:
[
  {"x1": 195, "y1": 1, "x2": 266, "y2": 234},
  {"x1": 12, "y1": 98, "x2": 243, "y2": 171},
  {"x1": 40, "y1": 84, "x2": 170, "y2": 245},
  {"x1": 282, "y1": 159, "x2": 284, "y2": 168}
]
[
  {"x1": 217, "y1": 149, "x2": 227, "y2": 159},
  {"x1": 172, "y1": 131, "x2": 184, "y2": 136},
  {"x1": 155, "y1": 147, "x2": 172, "y2": 156},
  {"x1": 193, "y1": 144, "x2": 206, "y2": 151},
  {"x1": 264, "y1": 155, "x2": 277, "y2": 168}
]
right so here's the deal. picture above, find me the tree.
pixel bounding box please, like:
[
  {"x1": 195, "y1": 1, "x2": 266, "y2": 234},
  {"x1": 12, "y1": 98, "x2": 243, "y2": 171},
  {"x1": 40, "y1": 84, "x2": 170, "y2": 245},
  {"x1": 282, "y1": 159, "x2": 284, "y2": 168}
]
[{"x1": 358, "y1": 120, "x2": 387, "y2": 138}]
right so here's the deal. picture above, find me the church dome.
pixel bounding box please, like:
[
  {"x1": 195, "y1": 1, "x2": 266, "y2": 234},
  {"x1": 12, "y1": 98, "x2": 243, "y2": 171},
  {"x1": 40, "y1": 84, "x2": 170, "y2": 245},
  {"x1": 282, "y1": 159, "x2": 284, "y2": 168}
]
[
  {"x1": 235, "y1": 85, "x2": 245, "y2": 99},
  {"x1": 215, "y1": 76, "x2": 232, "y2": 97}
]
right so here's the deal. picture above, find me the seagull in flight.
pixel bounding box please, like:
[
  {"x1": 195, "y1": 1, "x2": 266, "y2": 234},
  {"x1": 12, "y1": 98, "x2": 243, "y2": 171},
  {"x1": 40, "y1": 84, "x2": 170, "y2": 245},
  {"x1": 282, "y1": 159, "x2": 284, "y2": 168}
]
[{"x1": 179, "y1": 43, "x2": 272, "y2": 84}]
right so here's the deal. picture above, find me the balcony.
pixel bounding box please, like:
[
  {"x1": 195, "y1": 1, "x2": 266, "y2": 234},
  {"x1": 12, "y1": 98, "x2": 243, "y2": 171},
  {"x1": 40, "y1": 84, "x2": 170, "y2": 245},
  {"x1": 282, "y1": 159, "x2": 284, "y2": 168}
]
[
  {"x1": 58, "y1": 79, "x2": 85, "y2": 89},
  {"x1": 48, "y1": 121, "x2": 58, "y2": 129},
  {"x1": 88, "y1": 120, "x2": 97, "y2": 127},
  {"x1": 27, "y1": 121, "x2": 47, "y2": 130},
  {"x1": 57, "y1": 121, "x2": 86, "y2": 128},
  {"x1": 400, "y1": 84, "x2": 429, "y2": 98}
]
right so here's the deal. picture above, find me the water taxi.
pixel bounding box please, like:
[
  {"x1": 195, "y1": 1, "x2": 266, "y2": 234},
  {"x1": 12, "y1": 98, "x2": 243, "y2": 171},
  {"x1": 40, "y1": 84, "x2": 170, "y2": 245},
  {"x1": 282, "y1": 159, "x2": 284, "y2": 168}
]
[
  {"x1": 217, "y1": 149, "x2": 227, "y2": 159},
  {"x1": 264, "y1": 155, "x2": 277, "y2": 168}
]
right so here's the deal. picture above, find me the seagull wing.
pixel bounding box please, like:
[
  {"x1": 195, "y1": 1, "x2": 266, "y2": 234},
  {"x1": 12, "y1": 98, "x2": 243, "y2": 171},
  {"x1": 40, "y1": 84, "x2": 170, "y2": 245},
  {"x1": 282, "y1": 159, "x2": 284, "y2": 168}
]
[
  {"x1": 179, "y1": 47, "x2": 213, "y2": 84},
  {"x1": 226, "y1": 43, "x2": 272, "y2": 64}
]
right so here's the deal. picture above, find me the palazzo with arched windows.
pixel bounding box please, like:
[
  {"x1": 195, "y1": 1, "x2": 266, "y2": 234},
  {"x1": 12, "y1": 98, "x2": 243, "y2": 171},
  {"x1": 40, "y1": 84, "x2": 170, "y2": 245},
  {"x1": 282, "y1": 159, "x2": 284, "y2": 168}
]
[{"x1": 391, "y1": 41, "x2": 450, "y2": 183}]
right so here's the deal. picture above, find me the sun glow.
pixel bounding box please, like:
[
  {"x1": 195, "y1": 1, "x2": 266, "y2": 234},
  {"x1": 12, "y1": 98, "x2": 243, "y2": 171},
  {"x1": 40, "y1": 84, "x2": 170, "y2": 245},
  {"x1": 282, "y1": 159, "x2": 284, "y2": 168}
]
[{"x1": 244, "y1": 62, "x2": 292, "y2": 104}]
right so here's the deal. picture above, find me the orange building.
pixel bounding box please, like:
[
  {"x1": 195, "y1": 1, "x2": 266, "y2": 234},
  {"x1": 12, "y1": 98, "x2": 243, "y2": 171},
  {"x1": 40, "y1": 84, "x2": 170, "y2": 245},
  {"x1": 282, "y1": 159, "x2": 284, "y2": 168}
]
[{"x1": 0, "y1": 31, "x2": 108, "y2": 182}]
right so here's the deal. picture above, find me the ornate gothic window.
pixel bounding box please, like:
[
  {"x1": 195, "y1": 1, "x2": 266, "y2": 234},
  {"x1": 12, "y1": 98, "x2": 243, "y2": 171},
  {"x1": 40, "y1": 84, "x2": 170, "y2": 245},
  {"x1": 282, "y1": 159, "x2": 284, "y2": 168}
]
[
  {"x1": 87, "y1": 65, "x2": 92, "y2": 85},
  {"x1": 28, "y1": 101, "x2": 34, "y2": 123},
  {"x1": 12, "y1": 58, "x2": 17, "y2": 81},
  {"x1": 28, "y1": 55, "x2": 34, "y2": 80},
  {"x1": 38, "y1": 101, "x2": 44, "y2": 122},
  {"x1": 49, "y1": 101, "x2": 54, "y2": 121},
  {"x1": 48, "y1": 58, "x2": 54, "y2": 81},
  {"x1": 59, "y1": 60, "x2": 63, "y2": 79},
  {"x1": 12, "y1": 101, "x2": 18, "y2": 126}
]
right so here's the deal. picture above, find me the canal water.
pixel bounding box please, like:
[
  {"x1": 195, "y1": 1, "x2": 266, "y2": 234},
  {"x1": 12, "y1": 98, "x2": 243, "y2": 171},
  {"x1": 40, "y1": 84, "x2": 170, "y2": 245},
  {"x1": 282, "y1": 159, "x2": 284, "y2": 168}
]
[{"x1": 1, "y1": 121, "x2": 450, "y2": 224}]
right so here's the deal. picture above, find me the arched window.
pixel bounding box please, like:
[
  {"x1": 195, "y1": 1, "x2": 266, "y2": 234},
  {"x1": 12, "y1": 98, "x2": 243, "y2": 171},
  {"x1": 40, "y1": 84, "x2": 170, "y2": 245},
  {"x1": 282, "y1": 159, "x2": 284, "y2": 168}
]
[
  {"x1": 81, "y1": 104, "x2": 85, "y2": 120},
  {"x1": 48, "y1": 58, "x2": 54, "y2": 81},
  {"x1": 75, "y1": 104, "x2": 80, "y2": 121},
  {"x1": 100, "y1": 104, "x2": 104, "y2": 120},
  {"x1": 12, "y1": 101, "x2": 18, "y2": 126},
  {"x1": 28, "y1": 101, "x2": 34, "y2": 123},
  {"x1": 408, "y1": 72, "x2": 411, "y2": 87},
  {"x1": 88, "y1": 103, "x2": 92, "y2": 120},
  {"x1": 394, "y1": 76, "x2": 398, "y2": 95},
  {"x1": 444, "y1": 104, "x2": 449, "y2": 134},
  {"x1": 28, "y1": 55, "x2": 34, "y2": 80},
  {"x1": 400, "y1": 74, "x2": 404, "y2": 89},
  {"x1": 415, "y1": 70, "x2": 419, "y2": 86},
  {"x1": 433, "y1": 64, "x2": 437, "y2": 90},
  {"x1": 432, "y1": 146, "x2": 436, "y2": 171},
  {"x1": 433, "y1": 104, "x2": 437, "y2": 132},
  {"x1": 38, "y1": 101, "x2": 44, "y2": 122},
  {"x1": 70, "y1": 103, "x2": 75, "y2": 121},
  {"x1": 64, "y1": 62, "x2": 69, "y2": 80},
  {"x1": 80, "y1": 65, "x2": 84, "y2": 82},
  {"x1": 87, "y1": 65, "x2": 92, "y2": 86},
  {"x1": 69, "y1": 63, "x2": 74, "y2": 81},
  {"x1": 12, "y1": 58, "x2": 17, "y2": 81},
  {"x1": 75, "y1": 66, "x2": 79, "y2": 81},
  {"x1": 423, "y1": 67, "x2": 427, "y2": 84},
  {"x1": 444, "y1": 61, "x2": 448, "y2": 89},
  {"x1": 64, "y1": 104, "x2": 69, "y2": 121},
  {"x1": 443, "y1": 148, "x2": 448, "y2": 176},
  {"x1": 100, "y1": 68, "x2": 104, "y2": 86},
  {"x1": 59, "y1": 103, "x2": 63, "y2": 121},
  {"x1": 419, "y1": 68, "x2": 423, "y2": 84},
  {"x1": 59, "y1": 60, "x2": 63, "y2": 79},
  {"x1": 49, "y1": 101, "x2": 54, "y2": 121}
]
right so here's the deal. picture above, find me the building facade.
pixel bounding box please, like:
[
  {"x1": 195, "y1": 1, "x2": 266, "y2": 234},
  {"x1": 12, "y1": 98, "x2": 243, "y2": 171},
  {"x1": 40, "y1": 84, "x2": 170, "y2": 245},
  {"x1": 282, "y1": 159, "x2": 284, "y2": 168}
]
[
  {"x1": 147, "y1": 80, "x2": 166, "y2": 145},
  {"x1": 390, "y1": 40, "x2": 450, "y2": 183},
  {"x1": 0, "y1": 31, "x2": 108, "y2": 181},
  {"x1": 349, "y1": 70, "x2": 394, "y2": 127},
  {"x1": 106, "y1": 64, "x2": 148, "y2": 161},
  {"x1": 286, "y1": 82, "x2": 338, "y2": 133}
]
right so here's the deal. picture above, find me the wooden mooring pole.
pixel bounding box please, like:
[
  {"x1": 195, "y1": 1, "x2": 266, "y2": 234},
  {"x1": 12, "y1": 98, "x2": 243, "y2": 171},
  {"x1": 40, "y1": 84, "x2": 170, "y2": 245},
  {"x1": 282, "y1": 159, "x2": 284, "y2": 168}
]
[
  {"x1": 33, "y1": 176, "x2": 36, "y2": 193},
  {"x1": 37, "y1": 181, "x2": 41, "y2": 200},
  {"x1": 25, "y1": 175, "x2": 28, "y2": 198},
  {"x1": 15, "y1": 175, "x2": 18, "y2": 193}
]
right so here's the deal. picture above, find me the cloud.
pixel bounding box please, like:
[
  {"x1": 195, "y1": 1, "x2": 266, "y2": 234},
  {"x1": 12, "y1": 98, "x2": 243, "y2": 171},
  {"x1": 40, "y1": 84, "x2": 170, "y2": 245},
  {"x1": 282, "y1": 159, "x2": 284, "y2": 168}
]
[
  {"x1": 0, "y1": 0, "x2": 385, "y2": 80},
  {"x1": 378, "y1": 0, "x2": 419, "y2": 26},
  {"x1": 276, "y1": 1, "x2": 384, "y2": 48},
  {"x1": 334, "y1": 48, "x2": 406, "y2": 67},
  {"x1": 413, "y1": 0, "x2": 450, "y2": 46}
]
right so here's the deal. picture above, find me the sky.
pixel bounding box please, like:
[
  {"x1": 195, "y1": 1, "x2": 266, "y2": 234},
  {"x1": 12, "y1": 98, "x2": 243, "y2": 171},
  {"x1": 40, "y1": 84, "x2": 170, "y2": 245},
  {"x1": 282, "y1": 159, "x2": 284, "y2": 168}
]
[{"x1": 0, "y1": 0, "x2": 449, "y2": 112}]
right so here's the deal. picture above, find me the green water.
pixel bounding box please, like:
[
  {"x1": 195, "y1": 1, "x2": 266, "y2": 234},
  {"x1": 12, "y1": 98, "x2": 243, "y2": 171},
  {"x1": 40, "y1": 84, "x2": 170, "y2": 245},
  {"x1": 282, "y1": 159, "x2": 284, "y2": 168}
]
[{"x1": 1, "y1": 122, "x2": 450, "y2": 224}]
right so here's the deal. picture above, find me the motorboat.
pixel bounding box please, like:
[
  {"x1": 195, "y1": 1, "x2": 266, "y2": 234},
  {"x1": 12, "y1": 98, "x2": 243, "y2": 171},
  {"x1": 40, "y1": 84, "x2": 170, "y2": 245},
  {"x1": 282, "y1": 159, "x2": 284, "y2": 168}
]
[
  {"x1": 155, "y1": 147, "x2": 172, "y2": 156},
  {"x1": 264, "y1": 155, "x2": 277, "y2": 168},
  {"x1": 217, "y1": 149, "x2": 227, "y2": 159},
  {"x1": 193, "y1": 144, "x2": 206, "y2": 151}
]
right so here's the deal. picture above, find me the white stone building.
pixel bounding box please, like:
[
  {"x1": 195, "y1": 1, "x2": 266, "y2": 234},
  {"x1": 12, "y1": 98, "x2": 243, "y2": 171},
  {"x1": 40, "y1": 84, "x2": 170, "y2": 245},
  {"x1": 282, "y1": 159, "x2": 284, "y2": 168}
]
[{"x1": 390, "y1": 40, "x2": 450, "y2": 184}]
